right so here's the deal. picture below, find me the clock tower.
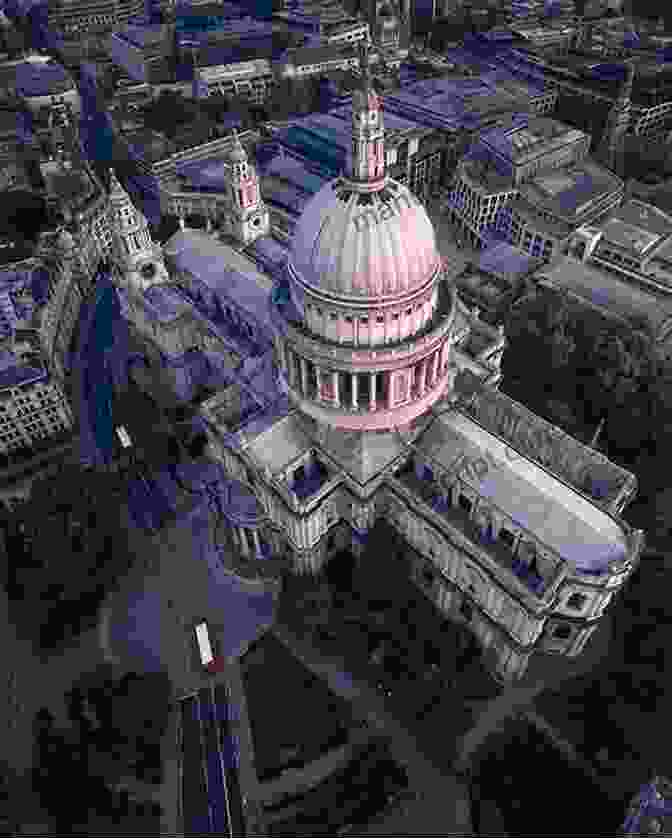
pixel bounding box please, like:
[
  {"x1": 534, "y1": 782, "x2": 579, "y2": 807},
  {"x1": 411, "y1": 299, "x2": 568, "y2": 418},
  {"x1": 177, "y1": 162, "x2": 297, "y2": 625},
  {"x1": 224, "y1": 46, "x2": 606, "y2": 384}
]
[{"x1": 222, "y1": 130, "x2": 270, "y2": 245}]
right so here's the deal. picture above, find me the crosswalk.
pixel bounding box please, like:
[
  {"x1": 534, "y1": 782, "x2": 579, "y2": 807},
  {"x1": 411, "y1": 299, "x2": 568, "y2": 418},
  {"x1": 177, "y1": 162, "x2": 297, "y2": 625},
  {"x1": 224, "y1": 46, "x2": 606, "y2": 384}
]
[{"x1": 179, "y1": 684, "x2": 246, "y2": 837}]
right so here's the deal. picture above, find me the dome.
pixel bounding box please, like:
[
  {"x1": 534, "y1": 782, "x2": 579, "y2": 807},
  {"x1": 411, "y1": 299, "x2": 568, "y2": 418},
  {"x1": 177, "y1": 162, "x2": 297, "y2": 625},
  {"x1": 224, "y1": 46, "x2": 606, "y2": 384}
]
[{"x1": 290, "y1": 178, "x2": 440, "y2": 298}]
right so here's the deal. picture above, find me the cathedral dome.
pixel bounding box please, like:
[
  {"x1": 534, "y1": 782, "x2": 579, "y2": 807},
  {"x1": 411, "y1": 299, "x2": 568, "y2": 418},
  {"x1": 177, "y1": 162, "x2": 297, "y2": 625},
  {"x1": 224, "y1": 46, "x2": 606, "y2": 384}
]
[{"x1": 289, "y1": 177, "x2": 440, "y2": 298}]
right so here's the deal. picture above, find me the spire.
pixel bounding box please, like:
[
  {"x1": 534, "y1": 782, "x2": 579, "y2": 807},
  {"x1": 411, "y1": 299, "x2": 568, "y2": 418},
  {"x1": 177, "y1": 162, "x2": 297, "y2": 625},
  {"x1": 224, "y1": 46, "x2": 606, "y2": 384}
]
[
  {"x1": 348, "y1": 39, "x2": 386, "y2": 191},
  {"x1": 108, "y1": 167, "x2": 127, "y2": 198},
  {"x1": 227, "y1": 128, "x2": 248, "y2": 165},
  {"x1": 359, "y1": 37, "x2": 370, "y2": 90}
]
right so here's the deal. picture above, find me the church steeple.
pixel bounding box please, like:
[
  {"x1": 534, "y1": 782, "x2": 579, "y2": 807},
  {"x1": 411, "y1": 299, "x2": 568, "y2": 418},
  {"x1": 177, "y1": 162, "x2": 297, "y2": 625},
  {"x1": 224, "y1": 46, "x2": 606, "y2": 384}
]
[
  {"x1": 221, "y1": 129, "x2": 269, "y2": 245},
  {"x1": 107, "y1": 168, "x2": 168, "y2": 294},
  {"x1": 347, "y1": 40, "x2": 386, "y2": 191}
]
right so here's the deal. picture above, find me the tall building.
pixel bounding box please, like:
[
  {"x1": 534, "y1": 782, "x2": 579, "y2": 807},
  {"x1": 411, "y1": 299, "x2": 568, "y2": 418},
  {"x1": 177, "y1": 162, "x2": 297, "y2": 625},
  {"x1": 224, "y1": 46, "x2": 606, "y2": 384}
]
[
  {"x1": 114, "y1": 41, "x2": 643, "y2": 683},
  {"x1": 445, "y1": 115, "x2": 623, "y2": 258},
  {"x1": 595, "y1": 59, "x2": 635, "y2": 175}
]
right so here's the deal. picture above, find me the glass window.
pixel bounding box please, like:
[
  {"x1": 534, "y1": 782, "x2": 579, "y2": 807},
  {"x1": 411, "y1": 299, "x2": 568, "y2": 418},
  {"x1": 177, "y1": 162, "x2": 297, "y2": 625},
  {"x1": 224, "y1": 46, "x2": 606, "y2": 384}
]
[
  {"x1": 499, "y1": 528, "x2": 515, "y2": 548},
  {"x1": 567, "y1": 593, "x2": 587, "y2": 611},
  {"x1": 458, "y1": 494, "x2": 472, "y2": 514}
]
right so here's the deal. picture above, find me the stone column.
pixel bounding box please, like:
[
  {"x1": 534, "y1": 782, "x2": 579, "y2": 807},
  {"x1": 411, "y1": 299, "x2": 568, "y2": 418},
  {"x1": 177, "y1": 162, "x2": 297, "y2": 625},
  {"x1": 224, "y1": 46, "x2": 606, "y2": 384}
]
[
  {"x1": 252, "y1": 529, "x2": 262, "y2": 557},
  {"x1": 369, "y1": 372, "x2": 377, "y2": 411},
  {"x1": 420, "y1": 358, "x2": 428, "y2": 395},
  {"x1": 288, "y1": 348, "x2": 297, "y2": 389},
  {"x1": 315, "y1": 365, "x2": 323, "y2": 401},
  {"x1": 278, "y1": 339, "x2": 287, "y2": 376},
  {"x1": 300, "y1": 356, "x2": 308, "y2": 397},
  {"x1": 351, "y1": 372, "x2": 359, "y2": 410},
  {"x1": 386, "y1": 371, "x2": 394, "y2": 409},
  {"x1": 431, "y1": 350, "x2": 440, "y2": 387},
  {"x1": 332, "y1": 370, "x2": 340, "y2": 407},
  {"x1": 239, "y1": 527, "x2": 249, "y2": 557}
]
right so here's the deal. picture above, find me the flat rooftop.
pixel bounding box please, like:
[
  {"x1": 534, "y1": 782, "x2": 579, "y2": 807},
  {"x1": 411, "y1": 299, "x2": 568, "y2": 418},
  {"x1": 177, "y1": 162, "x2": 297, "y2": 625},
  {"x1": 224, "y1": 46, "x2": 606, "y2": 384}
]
[{"x1": 417, "y1": 409, "x2": 629, "y2": 573}]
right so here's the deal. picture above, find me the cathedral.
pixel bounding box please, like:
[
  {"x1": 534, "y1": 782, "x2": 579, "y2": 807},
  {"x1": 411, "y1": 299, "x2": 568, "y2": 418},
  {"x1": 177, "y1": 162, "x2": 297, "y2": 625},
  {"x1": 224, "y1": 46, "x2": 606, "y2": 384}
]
[{"x1": 108, "y1": 43, "x2": 644, "y2": 683}]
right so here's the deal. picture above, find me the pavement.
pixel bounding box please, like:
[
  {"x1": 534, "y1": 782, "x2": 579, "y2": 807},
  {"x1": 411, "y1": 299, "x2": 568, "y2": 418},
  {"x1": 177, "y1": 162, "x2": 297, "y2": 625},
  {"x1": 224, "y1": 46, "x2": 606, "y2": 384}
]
[
  {"x1": 271, "y1": 622, "x2": 474, "y2": 836},
  {"x1": 454, "y1": 608, "x2": 615, "y2": 776}
]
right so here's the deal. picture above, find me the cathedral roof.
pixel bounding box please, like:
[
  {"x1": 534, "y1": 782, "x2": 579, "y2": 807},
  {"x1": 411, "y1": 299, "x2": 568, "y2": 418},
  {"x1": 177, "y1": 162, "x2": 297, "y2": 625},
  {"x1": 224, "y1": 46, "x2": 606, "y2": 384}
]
[
  {"x1": 416, "y1": 409, "x2": 630, "y2": 573},
  {"x1": 314, "y1": 423, "x2": 410, "y2": 485},
  {"x1": 289, "y1": 177, "x2": 440, "y2": 298}
]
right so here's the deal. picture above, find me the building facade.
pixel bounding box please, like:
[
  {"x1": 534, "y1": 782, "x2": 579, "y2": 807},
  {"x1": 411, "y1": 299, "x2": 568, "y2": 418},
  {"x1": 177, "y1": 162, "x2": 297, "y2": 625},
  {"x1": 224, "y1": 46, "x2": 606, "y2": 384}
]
[
  {"x1": 445, "y1": 115, "x2": 623, "y2": 256},
  {"x1": 192, "y1": 60, "x2": 275, "y2": 105},
  {"x1": 47, "y1": 0, "x2": 145, "y2": 35}
]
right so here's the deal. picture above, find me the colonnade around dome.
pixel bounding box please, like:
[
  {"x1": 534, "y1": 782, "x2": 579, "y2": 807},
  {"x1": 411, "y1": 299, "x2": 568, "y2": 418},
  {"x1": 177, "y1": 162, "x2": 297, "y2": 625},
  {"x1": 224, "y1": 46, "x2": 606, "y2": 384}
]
[{"x1": 280, "y1": 338, "x2": 451, "y2": 414}]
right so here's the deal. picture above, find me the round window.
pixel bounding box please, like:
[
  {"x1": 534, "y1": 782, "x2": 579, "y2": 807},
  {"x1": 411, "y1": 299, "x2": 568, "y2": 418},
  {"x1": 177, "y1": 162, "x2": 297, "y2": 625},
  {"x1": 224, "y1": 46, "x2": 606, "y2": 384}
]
[{"x1": 253, "y1": 216, "x2": 261, "y2": 227}]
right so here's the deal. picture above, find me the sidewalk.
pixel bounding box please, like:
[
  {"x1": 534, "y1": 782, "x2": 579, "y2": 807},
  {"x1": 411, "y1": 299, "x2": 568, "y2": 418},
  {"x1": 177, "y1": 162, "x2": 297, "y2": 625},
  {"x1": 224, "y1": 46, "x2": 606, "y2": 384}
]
[
  {"x1": 272, "y1": 622, "x2": 473, "y2": 836},
  {"x1": 454, "y1": 610, "x2": 614, "y2": 775}
]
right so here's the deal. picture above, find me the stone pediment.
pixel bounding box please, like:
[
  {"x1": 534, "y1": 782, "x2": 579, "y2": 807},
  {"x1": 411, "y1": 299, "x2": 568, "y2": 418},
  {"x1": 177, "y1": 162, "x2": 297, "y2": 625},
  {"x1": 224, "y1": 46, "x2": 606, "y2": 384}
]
[{"x1": 307, "y1": 423, "x2": 408, "y2": 486}]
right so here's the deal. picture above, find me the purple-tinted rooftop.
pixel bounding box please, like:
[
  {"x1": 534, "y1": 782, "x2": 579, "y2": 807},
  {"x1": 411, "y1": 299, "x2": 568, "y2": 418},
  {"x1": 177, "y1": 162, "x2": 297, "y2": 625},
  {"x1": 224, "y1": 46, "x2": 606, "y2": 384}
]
[
  {"x1": 144, "y1": 285, "x2": 191, "y2": 321},
  {"x1": 519, "y1": 160, "x2": 622, "y2": 222},
  {"x1": 176, "y1": 158, "x2": 236, "y2": 192},
  {"x1": 163, "y1": 231, "x2": 275, "y2": 333},
  {"x1": 9, "y1": 59, "x2": 73, "y2": 97},
  {"x1": 245, "y1": 235, "x2": 289, "y2": 278},
  {"x1": 477, "y1": 241, "x2": 540, "y2": 279},
  {"x1": 262, "y1": 153, "x2": 327, "y2": 195},
  {"x1": 0, "y1": 359, "x2": 45, "y2": 389},
  {"x1": 115, "y1": 22, "x2": 167, "y2": 48},
  {"x1": 261, "y1": 181, "x2": 310, "y2": 217}
]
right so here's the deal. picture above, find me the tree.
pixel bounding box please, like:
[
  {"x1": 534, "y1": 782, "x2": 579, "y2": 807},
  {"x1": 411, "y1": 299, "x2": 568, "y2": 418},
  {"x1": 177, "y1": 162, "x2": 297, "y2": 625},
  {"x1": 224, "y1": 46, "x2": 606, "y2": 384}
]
[
  {"x1": 4, "y1": 465, "x2": 131, "y2": 648},
  {"x1": 503, "y1": 288, "x2": 577, "y2": 401}
]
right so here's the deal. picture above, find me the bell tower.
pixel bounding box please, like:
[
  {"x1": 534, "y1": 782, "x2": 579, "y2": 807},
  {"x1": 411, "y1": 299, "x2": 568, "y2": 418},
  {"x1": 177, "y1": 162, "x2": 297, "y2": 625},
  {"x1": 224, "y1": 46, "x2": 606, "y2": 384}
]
[
  {"x1": 222, "y1": 130, "x2": 270, "y2": 245},
  {"x1": 108, "y1": 168, "x2": 169, "y2": 295}
]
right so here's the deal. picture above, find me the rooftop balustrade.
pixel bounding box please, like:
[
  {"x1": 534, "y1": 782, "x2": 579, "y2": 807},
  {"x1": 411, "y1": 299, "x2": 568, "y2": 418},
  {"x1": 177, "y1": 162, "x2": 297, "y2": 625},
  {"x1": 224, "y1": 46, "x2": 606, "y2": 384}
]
[{"x1": 392, "y1": 458, "x2": 562, "y2": 601}]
